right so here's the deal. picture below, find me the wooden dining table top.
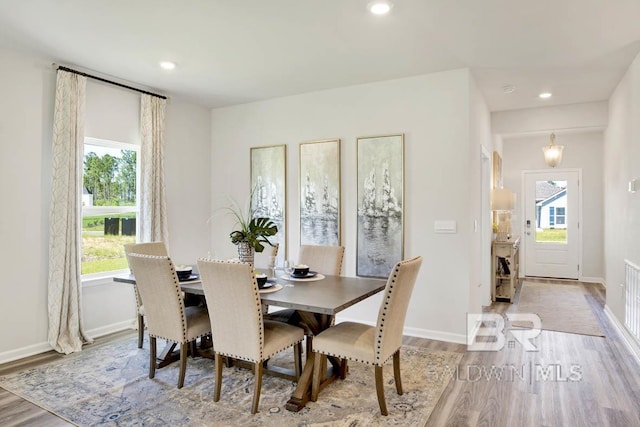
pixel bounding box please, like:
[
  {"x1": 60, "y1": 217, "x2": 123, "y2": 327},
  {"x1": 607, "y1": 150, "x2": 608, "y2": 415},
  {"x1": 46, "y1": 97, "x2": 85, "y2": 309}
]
[{"x1": 114, "y1": 271, "x2": 386, "y2": 316}]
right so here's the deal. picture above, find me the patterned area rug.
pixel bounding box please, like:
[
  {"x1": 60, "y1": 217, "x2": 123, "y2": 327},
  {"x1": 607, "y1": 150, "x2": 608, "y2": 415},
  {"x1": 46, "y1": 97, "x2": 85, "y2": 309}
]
[
  {"x1": 512, "y1": 281, "x2": 605, "y2": 337},
  {"x1": 0, "y1": 336, "x2": 462, "y2": 426}
]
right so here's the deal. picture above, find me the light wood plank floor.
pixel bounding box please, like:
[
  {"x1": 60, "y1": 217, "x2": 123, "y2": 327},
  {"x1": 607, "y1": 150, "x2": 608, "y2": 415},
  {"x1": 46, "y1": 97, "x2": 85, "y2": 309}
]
[{"x1": 1, "y1": 280, "x2": 639, "y2": 426}]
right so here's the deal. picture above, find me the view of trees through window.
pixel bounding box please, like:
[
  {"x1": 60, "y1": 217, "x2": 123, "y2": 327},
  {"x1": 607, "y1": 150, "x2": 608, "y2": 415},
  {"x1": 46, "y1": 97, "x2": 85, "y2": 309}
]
[{"x1": 81, "y1": 139, "x2": 138, "y2": 276}]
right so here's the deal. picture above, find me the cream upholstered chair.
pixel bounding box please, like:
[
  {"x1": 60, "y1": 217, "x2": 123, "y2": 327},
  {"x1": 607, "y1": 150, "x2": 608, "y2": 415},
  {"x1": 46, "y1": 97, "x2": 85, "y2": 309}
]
[
  {"x1": 311, "y1": 256, "x2": 423, "y2": 416},
  {"x1": 265, "y1": 245, "x2": 345, "y2": 353},
  {"x1": 197, "y1": 259, "x2": 304, "y2": 414},
  {"x1": 126, "y1": 253, "x2": 211, "y2": 388},
  {"x1": 298, "y1": 245, "x2": 345, "y2": 276},
  {"x1": 253, "y1": 243, "x2": 279, "y2": 270},
  {"x1": 124, "y1": 242, "x2": 168, "y2": 348}
]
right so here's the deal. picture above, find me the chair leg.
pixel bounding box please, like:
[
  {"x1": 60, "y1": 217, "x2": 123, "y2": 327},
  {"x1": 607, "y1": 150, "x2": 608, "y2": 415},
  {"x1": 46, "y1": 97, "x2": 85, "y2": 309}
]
[
  {"x1": 178, "y1": 343, "x2": 188, "y2": 388},
  {"x1": 137, "y1": 314, "x2": 144, "y2": 348},
  {"x1": 294, "y1": 342, "x2": 302, "y2": 379},
  {"x1": 375, "y1": 365, "x2": 388, "y2": 416},
  {"x1": 393, "y1": 350, "x2": 403, "y2": 395},
  {"x1": 251, "y1": 361, "x2": 263, "y2": 414},
  {"x1": 149, "y1": 336, "x2": 156, "y2": 379},
  {"x1": 214, "y1": 353, "x2": 223, "y2": 402},
  {"x1": 339, "y1": 358, "x2": 348, "y2": 380},
  {"x1": 311, "y1": 352, "x2": 324, "y2": 402}
]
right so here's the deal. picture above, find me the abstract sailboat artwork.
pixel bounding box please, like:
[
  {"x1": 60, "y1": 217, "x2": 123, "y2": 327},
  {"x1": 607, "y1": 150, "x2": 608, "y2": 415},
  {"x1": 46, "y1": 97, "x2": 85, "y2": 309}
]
[
  {"x1": 357, "y1": 134, "x2": 404, "y2": 278},
  {"x1": 299, "y1": 139, "x2": 341, "y2": 246},
  {"x1": 250, "y1": 144, "x2": 286, "y2": 267}
]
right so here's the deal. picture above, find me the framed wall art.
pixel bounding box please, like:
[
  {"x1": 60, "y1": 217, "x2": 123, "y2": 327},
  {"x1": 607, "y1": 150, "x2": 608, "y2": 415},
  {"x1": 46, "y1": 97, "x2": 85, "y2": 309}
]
[
  {"x1": 250, "y1": 144, "x2": 286, "y2": 266},
  {"x1": 356, "y1": 134, "x2": 404, "y2": 278},
  {"x1": 299, "y1": 139, "x2": 341, "y2": 246}
]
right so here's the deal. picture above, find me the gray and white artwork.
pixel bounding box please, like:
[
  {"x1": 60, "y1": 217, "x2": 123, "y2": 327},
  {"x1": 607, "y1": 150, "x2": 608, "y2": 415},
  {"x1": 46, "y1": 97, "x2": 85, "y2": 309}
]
[
  {"x1": 251, "y1": 145, "x2": 286, "y2": 267},
  {"x1": 357, "y1": 134, "x2": 404, "y2": 278},
  {"x1": 299, "y1": 139, "x2": 341, "y2": 246}
]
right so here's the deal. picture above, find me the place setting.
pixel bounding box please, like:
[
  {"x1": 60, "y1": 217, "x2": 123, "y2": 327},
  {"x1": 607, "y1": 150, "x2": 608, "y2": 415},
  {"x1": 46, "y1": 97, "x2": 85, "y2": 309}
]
[
  {"x1": 255, "y1": 272, "x2": 282, "y2": 293},
  {"x1": 280, "y1": 262, "x2": 325, "y2": 282}
]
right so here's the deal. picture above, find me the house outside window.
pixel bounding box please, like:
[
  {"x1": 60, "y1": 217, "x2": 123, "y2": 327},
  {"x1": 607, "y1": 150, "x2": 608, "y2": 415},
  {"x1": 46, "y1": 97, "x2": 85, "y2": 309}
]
[{"x1": 82, "y1": 137, "x2": 139, "y2": 277}]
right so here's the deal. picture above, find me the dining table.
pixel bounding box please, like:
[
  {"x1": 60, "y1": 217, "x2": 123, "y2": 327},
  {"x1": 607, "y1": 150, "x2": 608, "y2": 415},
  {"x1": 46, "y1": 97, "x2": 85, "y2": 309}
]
[{"x1": 114, "y1": 269, "x2": 386, "y2": 412}]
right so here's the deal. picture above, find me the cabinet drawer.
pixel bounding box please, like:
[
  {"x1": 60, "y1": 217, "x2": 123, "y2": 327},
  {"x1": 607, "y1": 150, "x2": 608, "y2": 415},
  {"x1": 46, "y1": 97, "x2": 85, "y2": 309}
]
[{"x1": 494, "y1": 245, "x2": 512, "y2": 258}]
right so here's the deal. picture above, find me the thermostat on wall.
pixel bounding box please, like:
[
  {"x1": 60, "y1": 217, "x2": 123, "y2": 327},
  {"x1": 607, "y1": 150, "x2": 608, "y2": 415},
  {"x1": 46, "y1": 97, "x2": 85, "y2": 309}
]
[{"x1": 630, "y1": 178, "x2": 639, "y2": 193}]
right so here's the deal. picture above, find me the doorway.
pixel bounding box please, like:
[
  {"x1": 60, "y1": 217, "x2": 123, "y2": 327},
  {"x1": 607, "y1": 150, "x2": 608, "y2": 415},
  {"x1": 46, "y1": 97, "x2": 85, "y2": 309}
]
[{"x1": 522, "y1": 170, "x2": 581, "y2": 279}]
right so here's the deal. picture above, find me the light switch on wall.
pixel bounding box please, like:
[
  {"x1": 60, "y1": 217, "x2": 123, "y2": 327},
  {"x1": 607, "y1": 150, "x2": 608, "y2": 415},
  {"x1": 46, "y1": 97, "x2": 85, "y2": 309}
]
[{"x1": 434, "y1": 220, "x2": 457, "y2": 233}]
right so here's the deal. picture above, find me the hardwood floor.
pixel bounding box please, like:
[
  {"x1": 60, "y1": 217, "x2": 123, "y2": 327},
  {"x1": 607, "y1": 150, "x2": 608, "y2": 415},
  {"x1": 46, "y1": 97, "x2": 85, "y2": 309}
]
[{"x1": 1, "y1": 281, "x2": 639, "y2": 426}]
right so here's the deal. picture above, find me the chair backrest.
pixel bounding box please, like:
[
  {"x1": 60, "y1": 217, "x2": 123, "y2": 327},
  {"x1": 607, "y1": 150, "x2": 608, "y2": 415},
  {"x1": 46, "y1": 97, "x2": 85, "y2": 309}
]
[
  {"x1": 252, "y1": 243, "x2": 279, "y2": 269},
  {"x1": 298, "y1": 245, "x2": 345, "y2": 276},
  {"x1": 374, "y1": 256, "x2": 423, "y2": 365},
  {"x1": 197, "y1": 259, "x2": 264, "y2": 362},
  {"x1": 124, "y1": 242, "x2": 169, "y2": 307},
  {"x1": 126, "y1": 253, "x2": 187, "y2": 343},
  {"x1": 124, "y1": 242, "x2": 168, "y2": 257}
]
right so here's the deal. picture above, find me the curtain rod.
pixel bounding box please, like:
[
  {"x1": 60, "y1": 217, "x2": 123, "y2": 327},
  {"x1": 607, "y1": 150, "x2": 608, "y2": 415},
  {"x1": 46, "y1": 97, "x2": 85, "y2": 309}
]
[{"x1": 54, "y1": 64, "x2": 167, "y2": 100}]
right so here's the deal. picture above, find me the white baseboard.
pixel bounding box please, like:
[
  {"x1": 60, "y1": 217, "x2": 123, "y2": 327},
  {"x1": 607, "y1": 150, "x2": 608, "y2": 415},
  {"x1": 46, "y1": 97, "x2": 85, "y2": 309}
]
[
  {"x1": 580, "y1": 276, "x2": 604, "y2": 284},
  {"x1": 334, "y1": 316, "x2": 467, "y2": 345},
  {"x1": 0, "y1": 319, "x2": 136, "y2": 366},
  {"x1": 85, "y1": 319, "x2": 136, "y2": 339},
  {"x1": 603, "y1": 305, "x2": 640, "y2": 365},
  {"x1": 0, "y1": 342, "x2": 53, "y2": 365}
]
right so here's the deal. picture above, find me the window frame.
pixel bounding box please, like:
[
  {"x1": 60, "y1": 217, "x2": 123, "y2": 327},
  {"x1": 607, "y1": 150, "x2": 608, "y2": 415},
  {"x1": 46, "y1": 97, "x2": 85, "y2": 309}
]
[{"x1": 81, "y1": 137, "x2": 140, "y2": 281}]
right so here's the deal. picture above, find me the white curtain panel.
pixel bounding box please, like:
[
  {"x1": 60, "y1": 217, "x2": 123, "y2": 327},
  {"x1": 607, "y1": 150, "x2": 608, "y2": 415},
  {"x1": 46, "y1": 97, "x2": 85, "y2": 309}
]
[
  {"x1": 139, "y1": 94, "x2": 169, "y2": 243},
  {"x1": 48, "y1": 70, "x2": 93, "y2": 354}
]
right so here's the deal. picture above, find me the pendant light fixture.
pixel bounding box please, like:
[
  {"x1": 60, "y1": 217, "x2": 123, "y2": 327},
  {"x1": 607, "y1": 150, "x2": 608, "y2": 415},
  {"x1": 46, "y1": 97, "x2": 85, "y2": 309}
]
[{"x1": 542, "y1": 133, "x2": 564, "y2": 167}]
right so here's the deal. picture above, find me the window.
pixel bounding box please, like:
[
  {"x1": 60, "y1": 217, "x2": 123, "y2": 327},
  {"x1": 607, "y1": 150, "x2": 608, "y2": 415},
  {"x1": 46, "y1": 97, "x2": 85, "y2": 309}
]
[
  {"x1": 82, "y1": 137, "x2": 139, "y2": 277},
  {"x1": 555, "y1": 207, "x2": 566, "y2": 225},
  {"x1": 549, "y1": 206, "x2": 555, "y2": 227}
]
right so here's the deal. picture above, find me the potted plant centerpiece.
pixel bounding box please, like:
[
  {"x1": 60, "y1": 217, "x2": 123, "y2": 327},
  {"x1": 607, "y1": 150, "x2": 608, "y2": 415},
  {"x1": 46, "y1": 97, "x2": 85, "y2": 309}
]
[{"x1": 225, "y1": 193, "x2": 278, "y2": 265}]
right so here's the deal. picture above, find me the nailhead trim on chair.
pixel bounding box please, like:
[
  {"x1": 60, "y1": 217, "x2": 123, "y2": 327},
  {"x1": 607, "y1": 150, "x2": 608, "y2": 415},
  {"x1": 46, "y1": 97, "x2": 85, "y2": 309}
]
[{"x1": 217, "y1": 338, "x2": 304, "y2": 363}]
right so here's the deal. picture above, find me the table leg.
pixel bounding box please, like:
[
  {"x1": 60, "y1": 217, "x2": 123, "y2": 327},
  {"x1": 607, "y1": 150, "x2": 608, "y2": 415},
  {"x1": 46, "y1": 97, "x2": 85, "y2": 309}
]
[{"x1": 285, "y1": 312, "x2": 340, "y2": 412}]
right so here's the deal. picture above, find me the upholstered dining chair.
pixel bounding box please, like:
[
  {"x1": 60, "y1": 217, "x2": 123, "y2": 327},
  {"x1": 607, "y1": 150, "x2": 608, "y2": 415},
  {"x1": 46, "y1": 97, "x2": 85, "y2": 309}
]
[
  {"x1": 127, "y1": 253, "x2": 211, "y2": 389},
  {"x1": 310, "y1": 255, "x2": 423, "y2": 416},
  {"x1": 253, "y1": 242, "x2": 279, "y2": 270},
  {"x1": 265, "y1": 245, "x2": 345, "y2": 354},
  {"x1": 197, "y1": 259, "x2": 304, "y2": 414},
  {"x1": 298, "y1": 245, "x2": 345, "y2": 276},
  {"x1": 124, "y1": 242, "x2": 168, "y2": 348}
]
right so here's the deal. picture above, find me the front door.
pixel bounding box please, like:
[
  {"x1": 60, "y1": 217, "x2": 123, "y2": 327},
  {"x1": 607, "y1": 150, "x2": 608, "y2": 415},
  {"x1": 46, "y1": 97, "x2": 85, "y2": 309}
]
[{"x1": 523, "y1": 170, "x2": 580, "y2": 279}]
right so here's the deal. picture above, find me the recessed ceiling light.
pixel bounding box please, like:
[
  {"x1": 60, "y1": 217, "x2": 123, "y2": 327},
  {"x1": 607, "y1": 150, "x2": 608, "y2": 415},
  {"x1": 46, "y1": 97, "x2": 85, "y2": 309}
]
[
  {"x1": 368, "y1": 1, "x2": 393, "y2": 15},
  {"x1": 159, "y1": 61, "x2": 176, "y2": 70},
  {"x1": 539, "y1": 92, "x2": 552, "y2": 99},
  {"x1": 502, "y1": 84, "x2": 516, "y2": 94}
]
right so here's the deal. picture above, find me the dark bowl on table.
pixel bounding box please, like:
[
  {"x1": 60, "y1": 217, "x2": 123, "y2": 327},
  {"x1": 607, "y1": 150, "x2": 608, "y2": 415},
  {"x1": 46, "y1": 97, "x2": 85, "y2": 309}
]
[
  {"x1": 256, "y1": 274, "x2": 268, "y2": 288},
  {"x1": 293, "y1": 266, "x2": 310, "y2": 276},
  {"x1": 176, "y1": 267, "x2": 193, "y2": 281}
]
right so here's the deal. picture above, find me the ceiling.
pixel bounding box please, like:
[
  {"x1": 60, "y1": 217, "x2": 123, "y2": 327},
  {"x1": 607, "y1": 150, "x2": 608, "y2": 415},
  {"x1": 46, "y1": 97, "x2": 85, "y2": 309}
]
[{"x1": 1, "y1": 0, "x2": 639, "y2": 111}]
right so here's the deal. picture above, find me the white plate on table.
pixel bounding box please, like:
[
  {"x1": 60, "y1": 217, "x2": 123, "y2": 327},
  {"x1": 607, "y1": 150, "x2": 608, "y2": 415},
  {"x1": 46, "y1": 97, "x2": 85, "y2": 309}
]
[
  {"x1": 280, "y1": 273, "x2": 326, "y2": 282},
  {"x1": 259, "y1": 283, "x2": 283, "y2": 293}
]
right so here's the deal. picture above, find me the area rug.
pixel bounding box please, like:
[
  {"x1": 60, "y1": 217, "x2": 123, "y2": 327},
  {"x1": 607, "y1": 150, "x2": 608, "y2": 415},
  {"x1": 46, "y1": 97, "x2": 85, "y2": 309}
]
[
  {"x1": 0, "y1": 336, "x2": 462, "y2": 426},
  {"x1": 511, "y1": 281, "x2": 605, "y2": 337}
]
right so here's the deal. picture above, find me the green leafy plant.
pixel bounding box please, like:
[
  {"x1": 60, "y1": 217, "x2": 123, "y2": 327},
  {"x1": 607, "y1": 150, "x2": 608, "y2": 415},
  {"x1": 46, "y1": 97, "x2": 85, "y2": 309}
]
[{"x1": 225, "y1": 194, "x2": 278, "y2": 253}]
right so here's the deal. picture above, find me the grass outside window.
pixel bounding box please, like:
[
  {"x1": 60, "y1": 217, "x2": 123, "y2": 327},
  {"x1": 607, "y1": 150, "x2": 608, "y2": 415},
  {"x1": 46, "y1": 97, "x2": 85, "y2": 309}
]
[{"x1": 536, "y1": 228, "x2": 567, "y2": 243}]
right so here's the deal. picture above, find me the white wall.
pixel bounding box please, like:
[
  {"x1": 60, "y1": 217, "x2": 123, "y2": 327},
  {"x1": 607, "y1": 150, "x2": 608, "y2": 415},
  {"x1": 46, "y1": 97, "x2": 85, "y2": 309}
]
[
  {"x1": 502, "y1": 131, "x2": 604, "y2": 280},
  {"x1": 492, "y1": 101, "x2": 608, "y2": 136},
  {"x1": 210, "y1": 69, "x2": 491, "y2": 342},
  {"x1": 604, "y1": 52, "x2": 640, "y2": 322},
  {"x1": 469, "y1": 74, "x2": 494, "y2": 309},
  {"x1": 0, "y1": 46, "x2": 212, "y2": 362}
]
